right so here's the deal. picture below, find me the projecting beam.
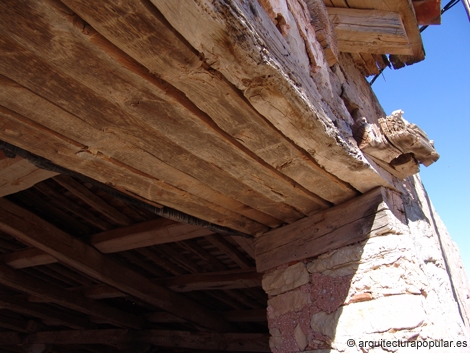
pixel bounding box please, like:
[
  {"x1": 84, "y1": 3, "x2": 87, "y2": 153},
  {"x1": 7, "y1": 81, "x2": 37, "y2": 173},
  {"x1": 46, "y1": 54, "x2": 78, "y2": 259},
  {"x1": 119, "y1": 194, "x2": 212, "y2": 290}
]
[
  {"x1": 0, "y1": 154, "x2": 57, "y2": 198},
  {"x1": 29, "y1": 268, "x2": 261, "y2": 301},
  {"x1": 1, "y1": 218, "x2": 213, "y2": 269},
  {"x1": 0, "y1": 293, "x2": 92, "y2": 329},
  {"x1": 13, "y1": 329, "x2": 270, "y2": 352},
  {"x1": 327, "y1": 7, "x2": 412, "y2": 55},
  {"x1": 0, "y1": 264, "x2": 143, "y2": 329},
  {"x1": 0, "y1": 199, "x2": 233, "y2": 332},
  {"x1": 255, "y1": 187, "x2": 407, "y2": 272}
]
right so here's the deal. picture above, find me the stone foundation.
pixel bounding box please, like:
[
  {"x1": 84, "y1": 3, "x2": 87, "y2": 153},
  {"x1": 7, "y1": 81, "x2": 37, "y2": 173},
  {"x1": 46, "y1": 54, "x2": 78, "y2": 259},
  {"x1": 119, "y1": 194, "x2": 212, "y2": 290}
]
[{"x1": 263, "y1": 176, "x2": 469, "y2": 352}]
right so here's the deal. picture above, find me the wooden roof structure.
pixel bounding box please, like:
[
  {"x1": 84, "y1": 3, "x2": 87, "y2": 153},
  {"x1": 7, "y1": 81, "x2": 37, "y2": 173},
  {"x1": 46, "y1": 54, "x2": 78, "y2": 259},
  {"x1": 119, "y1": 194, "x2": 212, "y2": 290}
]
[{"x1": 0, "y1": 0, "x2": 440, "y2": 352}]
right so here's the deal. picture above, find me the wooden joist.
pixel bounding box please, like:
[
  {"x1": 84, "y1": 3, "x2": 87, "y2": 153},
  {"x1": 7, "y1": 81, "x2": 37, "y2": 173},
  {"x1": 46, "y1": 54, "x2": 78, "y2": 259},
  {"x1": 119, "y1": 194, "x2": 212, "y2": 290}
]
[
  {"x1": 0, "y1": 0, "x2": 338, "y2": 234},
  {"x1": 0, "y1": 264, "x2": 143, "y2": 329},
  {"x1": 0, "y1": 199, "x2": 233, "y2": 332},
  {"x1": 1, "y1": 218, "x2": 213, "y2": 269},
  {"x1": 0, "y1": 293, "x2": 92, "y2": 330},
  {"x1": 147, "y1": 308, "x2": 267, "y2": 324},
  {"x1": 255, "y1": 187, "x2": 407, "y2": 272},
  {"x1": 327, "y1": 7, "x2": 411, "y2": 55},
  {"x1": 0, "y1": 154, "x2": 57, "y2": 198}
]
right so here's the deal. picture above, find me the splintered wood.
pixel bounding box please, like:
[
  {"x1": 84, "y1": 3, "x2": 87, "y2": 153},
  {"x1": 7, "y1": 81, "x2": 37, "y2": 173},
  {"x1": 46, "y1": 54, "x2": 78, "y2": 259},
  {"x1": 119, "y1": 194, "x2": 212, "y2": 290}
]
[{"x1": 353, "y1": 110, "x2": 439, "y2": 179}]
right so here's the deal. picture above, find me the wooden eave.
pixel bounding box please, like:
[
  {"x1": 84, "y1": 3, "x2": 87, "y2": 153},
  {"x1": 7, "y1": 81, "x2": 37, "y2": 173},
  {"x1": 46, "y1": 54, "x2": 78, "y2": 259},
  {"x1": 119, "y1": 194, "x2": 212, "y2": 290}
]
[{"x1": 0, "y1": 0, "x2": 435, "y2": 351}]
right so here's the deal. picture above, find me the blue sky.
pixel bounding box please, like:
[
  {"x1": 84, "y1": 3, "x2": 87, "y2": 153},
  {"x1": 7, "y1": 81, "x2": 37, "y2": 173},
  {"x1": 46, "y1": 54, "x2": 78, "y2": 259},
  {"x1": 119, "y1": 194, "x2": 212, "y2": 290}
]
[{"x1": 372, "y1": 2, "x2": 470, "y2": 278}]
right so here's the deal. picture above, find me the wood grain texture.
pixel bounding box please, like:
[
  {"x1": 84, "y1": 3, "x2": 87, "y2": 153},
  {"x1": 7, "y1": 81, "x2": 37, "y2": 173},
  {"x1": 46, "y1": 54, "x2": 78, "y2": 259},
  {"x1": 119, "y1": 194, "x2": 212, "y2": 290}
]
[
  {"x1": 0, "y1": 155, "x2": 57, "y2": 198},
  {"x1": 328, "y1": 7, "x2": 412, "y2": 55},
  {"x1": 0, "y1": 199, "x2": 233, "y2": 332},
  {"x1": 0, "y1": 0, "x2": 332, "y2": 226},
  {"x1": 255, "y1": 187, "x2": 407, "y2": 272},
  {"x1": 152, "y1": 0, "x2": 392, "y2": 193}
]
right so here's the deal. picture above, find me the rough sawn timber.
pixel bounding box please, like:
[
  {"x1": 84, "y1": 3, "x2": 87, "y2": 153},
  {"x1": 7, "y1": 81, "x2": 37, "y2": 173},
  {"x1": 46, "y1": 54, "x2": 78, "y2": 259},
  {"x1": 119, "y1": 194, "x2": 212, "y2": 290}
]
[
  {"x1": 0, "y1": 198, "x2": 234, "y2": 332},
  {"x1": 151, "y1": 0, "x2": 393, "y2": 193},
  {"x1": 0, "y1": 154, "x2": 57, "y2": 198},
  {"x1": 255, "y1": 187, "x2": 407, "y2": 272}
]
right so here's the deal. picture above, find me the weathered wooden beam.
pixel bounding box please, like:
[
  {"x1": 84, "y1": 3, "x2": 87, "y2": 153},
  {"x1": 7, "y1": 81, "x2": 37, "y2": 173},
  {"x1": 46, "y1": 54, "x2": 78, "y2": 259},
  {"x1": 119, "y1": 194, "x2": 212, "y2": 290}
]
[
  {"x1": 152, "y1": 0, "x2": 392, "y2": 193},
  {"x1": 53, "y1": 175, "x2": 132, "y2": 226},
  {"x1": 16, "y1": 329, "x2": 270, "y2": 352},
  {"x1": 1, "y1": 217, "x2": 213, "y2": 269},
  {"x1": 0, "y1": 312, "x2": 36, "y2": 332},
  {"x1": 205, "y1": 235, "x2": 253, "y2": 269},
  {"x1": 0, "y1": 294, "x2": 92, "y2": 330},
  {"x1": 59, "y1": 0, "x2": 356, "y2": 207},
  {"x1": 0, "y1": 154, "x2": 57, "y2": 198},
  {"x1": 80, "y1": 268, "x2": 262, "y2": 299},
  {"x1": 327, "y1": 7, "x2": 412, "y2": 55},
  {"x1": 0, "y1": 199, "x2": 233, "y2": 332},
  {"x1": 0, "y1": 264, "x2": 143, "y2": 329},
  {"x1": 255, "y1": 187, "x2": 407, "y2": 272}
]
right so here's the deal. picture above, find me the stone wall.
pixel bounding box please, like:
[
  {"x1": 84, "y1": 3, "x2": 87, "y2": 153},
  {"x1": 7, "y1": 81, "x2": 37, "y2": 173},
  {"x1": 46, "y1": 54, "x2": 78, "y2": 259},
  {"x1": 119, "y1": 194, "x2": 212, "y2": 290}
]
[{"x1": 262, "y1": 176, "x2": 469, "y2": 352}]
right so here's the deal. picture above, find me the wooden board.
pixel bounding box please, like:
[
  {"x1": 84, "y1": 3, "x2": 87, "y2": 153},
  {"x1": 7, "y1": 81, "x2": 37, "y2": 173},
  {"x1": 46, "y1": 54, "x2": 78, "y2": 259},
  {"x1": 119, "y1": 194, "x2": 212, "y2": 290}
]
[
  {"x1": 151, "y1": 0, "x2": 392, "y2": 193},
  {"x1": 255, "y1": 187, "x2": 406, "y2": 272},
  {"x1": 327, "y1": 7, "x2": 412, "y2": 55},
  {"x1": 0, "y1": 155, "x2": 57, "y2": 198}
]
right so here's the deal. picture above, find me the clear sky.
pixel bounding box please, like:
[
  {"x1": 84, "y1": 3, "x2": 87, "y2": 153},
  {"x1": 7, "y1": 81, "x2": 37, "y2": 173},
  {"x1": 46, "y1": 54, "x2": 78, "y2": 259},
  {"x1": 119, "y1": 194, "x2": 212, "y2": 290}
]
[{"x1": 371, "y1": 2, "x2": 470, "y2": 279}]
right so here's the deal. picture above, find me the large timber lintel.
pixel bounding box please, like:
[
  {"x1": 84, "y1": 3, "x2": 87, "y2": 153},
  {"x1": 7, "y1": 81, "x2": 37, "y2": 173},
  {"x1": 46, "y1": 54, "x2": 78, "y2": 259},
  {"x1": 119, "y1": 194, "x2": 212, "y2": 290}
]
[
  {"x1": 255, "y1": 187, "x2": 407, "y2": 272},
  {"x1": 327, "y1": 7, "x2": 412, "y2": 55}
]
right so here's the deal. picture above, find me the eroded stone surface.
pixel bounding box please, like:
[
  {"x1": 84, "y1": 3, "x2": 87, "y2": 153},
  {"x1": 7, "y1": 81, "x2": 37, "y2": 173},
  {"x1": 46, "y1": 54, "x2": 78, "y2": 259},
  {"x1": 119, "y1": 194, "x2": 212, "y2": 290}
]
[{"x1": 263, "y1": 262, "x2": 310, "y2": 296}]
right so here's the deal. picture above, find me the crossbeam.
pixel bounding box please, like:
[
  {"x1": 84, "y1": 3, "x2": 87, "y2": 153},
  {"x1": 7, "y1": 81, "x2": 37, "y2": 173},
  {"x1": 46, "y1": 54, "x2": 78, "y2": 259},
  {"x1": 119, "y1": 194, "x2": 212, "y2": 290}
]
[
  {"x1": 0, "y1": 199, "x2": 233, "y2": 332},
  {"x1": 255, "y1": 187, "x2": 406, "y2": 272}
]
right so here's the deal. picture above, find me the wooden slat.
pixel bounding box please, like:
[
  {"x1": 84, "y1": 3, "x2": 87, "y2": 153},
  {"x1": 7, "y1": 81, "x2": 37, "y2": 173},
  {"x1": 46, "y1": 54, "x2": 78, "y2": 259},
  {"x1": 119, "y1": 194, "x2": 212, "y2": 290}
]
[
  {"x1": 34, "y1": 182, "x2": 114, "y2": 231},
  {"x1": 206, "y1": 235, "x2": 253, "y2": 269},
  {"x1": 60, "y1": 0, "x2": 357, "y2": 207},
  {"x1": 1, "y1": 218, "x2": 213, "y2": 269},
  {"x1": 327, "y1": 7, "x2": 412, "y2": 55},
  {"x1": 0, "y1": 199, "x2": 233, "y2": 332},
  {"x1": 53, "y1": 176, "x2": 132, "y2": 226},
  {"x1": 0, "y1": 264, "x2": 143, "y2": 329},
  {"x1": 255, "y1": 187, "x2": 406, "y2": 271},
  {"x1": 0, "y1": 1, "x2": 330, "y2": 225},
  {"x1": 152, "y1": 0, "x2": 392, "y2": 193},
  {"x1": 0, "y1": 312, "x2": 35, "y2": 332},
  {"x1": 178, "y1": 240, "x2": 228, "y2": 272},
  {"x1": 0, "y1": 99, "x2": 267, "y2": 236},
  {"x1": 0, "y1": 155, "x2": 57, "y2": 198},
  {"x1": 344, "y1": 0, "x2": 424, "y2": 66},
  {"x1": 305, "y1": 0, "x2": 339, "y2": 66},
  {"x1": 75, "y1": 268, "x2": 262, "y2": 300}
]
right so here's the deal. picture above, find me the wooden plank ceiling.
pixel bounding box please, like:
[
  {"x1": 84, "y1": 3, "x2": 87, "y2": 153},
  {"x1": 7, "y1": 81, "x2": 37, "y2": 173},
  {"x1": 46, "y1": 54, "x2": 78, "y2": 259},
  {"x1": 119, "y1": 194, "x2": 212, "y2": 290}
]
[{"x1": 0, "y1": 0, "x2": 427, "y2": 351}]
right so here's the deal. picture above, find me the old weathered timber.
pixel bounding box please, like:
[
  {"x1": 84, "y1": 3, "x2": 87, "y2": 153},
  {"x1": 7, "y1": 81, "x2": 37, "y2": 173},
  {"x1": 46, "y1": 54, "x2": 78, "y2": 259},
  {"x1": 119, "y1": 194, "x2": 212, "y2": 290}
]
[
  {"x1": 255, "y1": 187, "x2": 407, "y2": 272},
  {"x1": 327, "y1": 8, "x2": 411, "y2": 55},
  {"x1": 0, "y1": 155, "x2": 57, "y2": 198},
  {"x1": 0, "y1": 199, "x2": 233, "y2": 332}
]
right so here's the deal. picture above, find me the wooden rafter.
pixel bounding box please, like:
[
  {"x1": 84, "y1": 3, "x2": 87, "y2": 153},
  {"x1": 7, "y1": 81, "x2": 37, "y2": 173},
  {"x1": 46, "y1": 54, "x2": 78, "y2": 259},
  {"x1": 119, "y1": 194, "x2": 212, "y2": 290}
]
[
  {"x1": 0, "y1": 154, "x2": 57, "y2": 198},
  {"x1": 0, "y1": 199, "x2": 233, "y2": 332},
  {"x1": 1, "y1": 217, "x2": 213, "y2": 269},
  {"x1": 255, "y1": 187, "x2": 406, "y2": 272},
  {"x1": 0, "y1": 264, "x2": 143, "y2": 329}
]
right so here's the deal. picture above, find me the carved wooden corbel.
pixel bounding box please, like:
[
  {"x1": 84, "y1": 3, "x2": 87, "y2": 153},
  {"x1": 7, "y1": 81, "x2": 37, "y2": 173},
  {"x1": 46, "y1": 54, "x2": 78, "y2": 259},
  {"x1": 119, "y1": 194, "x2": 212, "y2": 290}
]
[{"x1": 353, "y1": 110, "x2": 439, "y2": 179}]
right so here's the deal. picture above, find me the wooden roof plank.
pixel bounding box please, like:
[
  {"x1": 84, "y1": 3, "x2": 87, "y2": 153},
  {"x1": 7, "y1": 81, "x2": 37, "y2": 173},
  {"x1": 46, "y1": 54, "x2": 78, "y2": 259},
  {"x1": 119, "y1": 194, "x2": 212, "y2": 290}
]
[
  {"x1": 0, "y1": 1, "x2": 330, "y2": 221},
  {"x1": 60, "y1": 0, "x2": 357, "y2": 206},
  {"x1": 0, "y1": 264, "x2": 143, "y2": 329},
  {"x1": 0, "y1": 102, "x2": 268, "y2": 235},
  {"x1": 0, "y1": 199, "x2": 234, "y2": 332},
  {"x1": 152, "y1": 0, "x2": 393, "y2": 193},
  {"x1": 327, "y1": 7, "x2": 412, "y2": 55},
  {"x1": 0, "y1": 155, "x2": 57, "y2": 198}
]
